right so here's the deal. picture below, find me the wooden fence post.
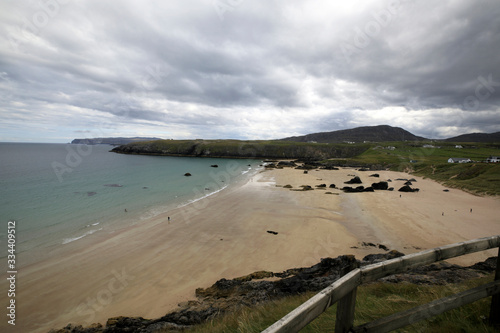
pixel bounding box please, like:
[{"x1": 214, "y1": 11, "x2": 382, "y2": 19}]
[
  {"x1": 489, "y1": 247, "x2": 500, "y2": 327},
  {"x1": 335, "y1": 259, "x2": 359, "y2": 333}
]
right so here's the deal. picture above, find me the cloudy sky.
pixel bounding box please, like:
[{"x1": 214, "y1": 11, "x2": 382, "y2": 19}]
[{"x1": 1, "y1": 0, "x2": 499, "y2": 142}]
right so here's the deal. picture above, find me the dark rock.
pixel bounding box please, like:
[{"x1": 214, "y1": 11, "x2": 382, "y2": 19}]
[
  {"x1": 342, "y1": 186, "x2": 374, "y2": 193},
  {"x1": 295, "y1": 163, "x2": 317, "y2": 170},
  {"x1": 329, "y1": 184, "x2": 336, "y2": 188},
  {"x1": 362, "y1": 250, "x2": 405, "y2": 265},
  {"x1": 404, "y1": 181, "x2": 413, "y2": 186},
  {"x1": 398, "y1": 185, "x2": 419, "y2": 192},
  {"x1": 443, "y1": 189, "x2": 450, "y2": 192},
  {"x1": 210, "y1": 165, "x2": 218, "y2": 168},
  {"x1": 396, "y1": 178, "x2": 408, "y2": 181},
  {"x1": 267, "y1": 230, "x2": 278, "y2": 235},
  {"x1": 388, "y1": 187, "x2": 394, "y2": 191},
  {"x1": 378, "y1": 244, "x2": 389, "y2": 251},
  {"x1": 371, "y1": 181, "x2": 389, "y2": 190},
  {"x1": 315, "y1": 184, "x2": 327, "y2": 188},
  {"x1": 277, "y1": 161, "x2": 297, "y2": 167},
  {"x1": 283, "y1": 184, "x2": 293, "y2": 188},
  {"x1": 303, "y1": 170, "x2": 308, "y2": 174},
  {"x1": 321, "y1": 165, "x2": 339, "y2": 170},
  {"x1": 362, "y1": 242, "x2": 377, "y2": 247},
  {"x1": 344, "y1": 176, "x2": 362, "y2": 184},
  {"x1": 296, "y1": 185, "x2": 313, "y2": 191},
  {"x1": 184, "y1": 173, "x2": 192, "y2": 177},
  {"x1": 358, "y1": 168, "x2": 369, "y2": 171},
  {"x1": 468, "y1": 257, "x2": 497, "y2": 272},
  {"x1": 409, "y1": 178, "x2": 417, "y2": 182},
  {"x1": 369, "y1": 173, "x2": 380, "y2": 177}
]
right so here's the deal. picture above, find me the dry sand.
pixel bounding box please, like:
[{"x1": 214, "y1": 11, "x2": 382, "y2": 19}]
[{"x1": 3, "y1": 166, "x2": 499, "y2": 332}]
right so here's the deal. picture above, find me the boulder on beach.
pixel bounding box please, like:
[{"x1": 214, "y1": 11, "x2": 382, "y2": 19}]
[
  {"x1": 344, "y1": 176, "x2": 362, "y2": 184},
  {"x1": 342, "y1": 186, "x2": 373, "y2": 193},
  {"x1": 329, "y1": 184, "x2": 336, "y2": 188},
  {"x1": 398, "y1": 185, "x2": 420, "y2": 192},
  {"x1": 372, "y1": 181, "x2": 389, "y2": 190},
  {"x1": 210, "y1": 165, "x2": 218, "y2": 168},
  {"x1": 369, "y1": 173, "x2": 380, "y2": 177},
  {"x1": 315, "y1": 184, "x2": 327, "y2": 188},
  {"x1": 299, "y1": 185, "x2": 313, "y2": 191},
  {"x1": 184, "y1": 173, "x2": 192, "y2": 177}
]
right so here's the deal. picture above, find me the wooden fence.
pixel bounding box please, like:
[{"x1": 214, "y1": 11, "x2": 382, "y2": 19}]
[{"x1": 263, "y1": 235, "x2": 500, "y2": 333}]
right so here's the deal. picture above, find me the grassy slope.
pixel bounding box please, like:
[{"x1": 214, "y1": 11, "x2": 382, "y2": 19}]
[
  {"x1": 176, "y1": 274, "x2": 496, "y2": 333},
  {"x1": 345, "y1": 141, "x2": 500, "y2": 196}
]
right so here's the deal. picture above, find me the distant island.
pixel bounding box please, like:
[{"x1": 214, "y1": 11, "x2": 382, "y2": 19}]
[{"x1": 71, "y1": 137, "x2": 162, "y2": 145}]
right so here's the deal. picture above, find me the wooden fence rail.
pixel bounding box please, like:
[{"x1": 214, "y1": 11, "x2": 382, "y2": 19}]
[{"x1": 263, "y1": 235, "x2": 500, "y2": 333}]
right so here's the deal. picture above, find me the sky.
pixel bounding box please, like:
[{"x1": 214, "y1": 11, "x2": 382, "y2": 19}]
[{"x1": 1, "y1": 0, "x2": 499, "y2": 143}]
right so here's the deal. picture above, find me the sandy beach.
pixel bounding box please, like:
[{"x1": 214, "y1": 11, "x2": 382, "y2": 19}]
[{"x1": 4, "y1": 165, "x2": 500, "y2": 333}]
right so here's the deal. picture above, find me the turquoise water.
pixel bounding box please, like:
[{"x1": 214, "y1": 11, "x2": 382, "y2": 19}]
[{"x1": 0, "y1": 143, "x2": 260, "y2": 258}]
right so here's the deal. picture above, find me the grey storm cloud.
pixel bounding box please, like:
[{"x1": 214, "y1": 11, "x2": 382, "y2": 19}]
[{"x1": 0, "y1": 0, "x2": 499, "y2": 142}]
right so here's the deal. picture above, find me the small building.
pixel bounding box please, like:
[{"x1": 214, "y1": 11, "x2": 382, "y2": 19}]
[
  {"x1": 455, "y1": 145, "x2": 463, "y2": 149},
  {"x1": 486, "y1": 156, "x2": 500, "y2": 163},
  {"x1": 448, "y1": 158, "x2": 471, "y2": 163}
]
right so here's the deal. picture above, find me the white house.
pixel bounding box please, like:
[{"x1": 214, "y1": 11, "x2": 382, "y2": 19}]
[
  {"x1": 448, "y1": 158, "x2": 471, "y2": 163},
  {"x1": 486, "y1": 156, "x2": 500, "y2": 163}
]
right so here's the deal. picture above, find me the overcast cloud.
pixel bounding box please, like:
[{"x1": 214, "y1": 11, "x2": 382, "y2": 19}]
[{"x1": 1, "y1": 0, "x2": 499, "y2": 142}]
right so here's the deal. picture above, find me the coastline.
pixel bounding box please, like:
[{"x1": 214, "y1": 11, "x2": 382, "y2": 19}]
[{"x1": 3, "y1": 165, "x2": 499, "y2": 332}]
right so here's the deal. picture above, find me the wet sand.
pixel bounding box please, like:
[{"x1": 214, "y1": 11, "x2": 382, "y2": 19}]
[{"x1": 3, "y1": 166, "x2": 499, "y2": 332}]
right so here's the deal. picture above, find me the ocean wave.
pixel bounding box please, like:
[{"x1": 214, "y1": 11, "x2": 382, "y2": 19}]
[
  {"x1": 62, "y1": 228, "x2": 102, "y2": 245},
  {"x1": 177, "y1": 184, "x2": 229, "y2": 209}
]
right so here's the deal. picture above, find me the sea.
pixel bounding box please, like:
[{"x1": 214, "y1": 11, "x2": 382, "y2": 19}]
[{"x1": 0, "y1": 142, "x2": 262, "y2": 264}]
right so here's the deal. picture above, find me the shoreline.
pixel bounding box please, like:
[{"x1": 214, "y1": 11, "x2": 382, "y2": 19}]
[{"x1": 3, "y1": 165, "x2": 499, "y2": 333}]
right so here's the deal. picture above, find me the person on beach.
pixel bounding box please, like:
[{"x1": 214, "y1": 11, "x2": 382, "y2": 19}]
[{"x1": 168, "y1": 216, "x2": 171, "y2": 224}]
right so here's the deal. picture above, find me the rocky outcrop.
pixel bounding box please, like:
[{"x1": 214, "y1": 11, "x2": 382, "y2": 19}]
[
  {"x1": 371, "y1": 181, "x2": 389, "y2": 190},
  {"x1": 342, "y1": 186, "x2": 374, "y2": 193},
  {"x1": 344, "y1": 176, "x2": 362, "y2": 184},
  {"x1": 277, "y1": 161, "x2": 297, "y2": 167},
  {"x1": 398, "y1": 185, "x2": 420, "y2": 192}
]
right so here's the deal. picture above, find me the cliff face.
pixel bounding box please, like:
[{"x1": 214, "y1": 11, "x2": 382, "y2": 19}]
[
  {"x1": 71, "y1": 137, "x2": 162, "y2": 145},
  {"x1": 110, "y1": 140, "x2": 370, "y2": 160}
]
